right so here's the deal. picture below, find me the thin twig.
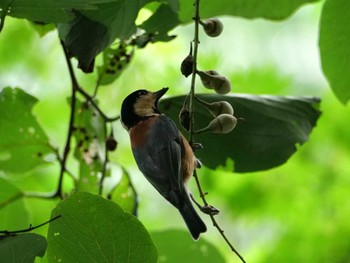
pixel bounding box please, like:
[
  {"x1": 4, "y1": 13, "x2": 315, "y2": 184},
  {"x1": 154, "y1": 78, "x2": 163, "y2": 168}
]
[
  {"x1": 0, "y1": 215, "x2": 61, "y2": 235},
  {"x1": 53, "y1": 41, "x2": 79, "y2": 199},
  {"x1": 98, "y1": 123, "x2": 109, "y2": 195},
  {"x1": 188, "y1": 0, "x2": 246, "y2": 262},
  {"x1": 192, "y1": 171, "x2": 246, "y2": 263},
  {"x1": 188, "y1": 0, "x2": 200, "y2": 145}
]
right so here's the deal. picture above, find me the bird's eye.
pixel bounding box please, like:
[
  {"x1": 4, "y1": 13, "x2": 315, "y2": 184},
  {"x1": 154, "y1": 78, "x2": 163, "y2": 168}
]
[{"x1": 137, "y1": 90, "x2": 148, "y2": 97}]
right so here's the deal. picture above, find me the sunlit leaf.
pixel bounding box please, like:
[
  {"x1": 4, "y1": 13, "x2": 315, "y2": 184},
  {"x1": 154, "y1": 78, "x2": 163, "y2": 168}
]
[
  {"x1": 108, "y1": 168, "x2": 138, "y2": 216},
  {"x1": 178, "y1": 0, "x2": 321, "y2": 22},
  {"x1": 319, "y1": 0, "x2": 350, "y2": 104},
  {"x1": 0, "y1": 233, "x2": 47, "y2": 262},
  {"x1": 150, "y1": 230, "x2": 226, "y2": 263},
  {"x1": 0, "y1": 87, "x2": 53, "y2": 173},
  {"x1": 0, "y1": 178, "x2": 29, "y2": 230},
  {"x1": 47, "y1": 191, "x2": 157, "y2": 263},
  {"x1": 159, "y1": 94, "x2": 321, "y2": 172}
]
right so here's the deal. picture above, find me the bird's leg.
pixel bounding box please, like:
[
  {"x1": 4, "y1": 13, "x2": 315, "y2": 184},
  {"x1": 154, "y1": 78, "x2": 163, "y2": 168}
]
[{"x1": 190, "y1": 193, "x2": 220, "y2": 215}]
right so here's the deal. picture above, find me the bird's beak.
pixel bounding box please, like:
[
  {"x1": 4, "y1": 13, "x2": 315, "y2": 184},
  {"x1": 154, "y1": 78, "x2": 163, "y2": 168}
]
[{"x1": 154, "y1": 87, "x2": 169, "y2": 101}]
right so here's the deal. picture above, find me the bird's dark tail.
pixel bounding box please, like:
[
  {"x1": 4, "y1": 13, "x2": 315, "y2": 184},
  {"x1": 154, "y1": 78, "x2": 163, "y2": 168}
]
[{"x1": 179, "y1": 196, "x2": 207, "y2": 240}]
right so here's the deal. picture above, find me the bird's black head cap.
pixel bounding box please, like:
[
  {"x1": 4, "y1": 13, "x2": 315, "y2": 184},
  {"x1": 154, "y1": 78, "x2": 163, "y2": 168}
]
[{"x1": 121, "y1": 88, "x2": 168, "y2": 130}]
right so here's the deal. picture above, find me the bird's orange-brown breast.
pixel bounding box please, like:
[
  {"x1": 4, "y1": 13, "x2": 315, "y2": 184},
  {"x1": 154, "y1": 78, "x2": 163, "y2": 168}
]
[{"x1": 129, "y1": 117, "x2": 157, "y2": 148}]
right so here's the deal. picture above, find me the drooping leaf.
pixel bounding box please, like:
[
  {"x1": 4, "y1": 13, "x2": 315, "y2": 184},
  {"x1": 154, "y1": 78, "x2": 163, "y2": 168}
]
[
  {"x1": 139, "y1": 3, "x2": 179, "y2": 42},
  {"x1": 108, "y1": 168, "x2": 138, "y2": 216},
  {"x1": 58, "y1": 0, "x2": 156, "y2": 71},
  {"x1": 159, "y1": 94, "x2": 321, "y2": 172},
  {"x1": 47, "y1": 191, "x2": 157, "y2": 263},
  {"x1": 150, "y1": 230, "x2": 226, "y2": 263},
  {"x1": 319, "y1": 0, "x2": 350, "y2": 104},
  {"x1": 0, "y1": 87, "x2": 54, "y2": 173},
  {"x1": 0, "y1": 233, "x2": 47, "y2": 262},
  {"x1": 97, "y1": 44, "x2": 134, "y2": 86},
  {"x1": 0, "y1": 0, "x2": 120, "y2": 24},
  {"x1": 178, "y1": 0, "x2": 321, "y2": 22},
  {"x1": 0, "y1": 178, "x2": 29, "y2": 230},
  {"x1": 72, "y1": 99, "x2": 106, "y2": 193}
]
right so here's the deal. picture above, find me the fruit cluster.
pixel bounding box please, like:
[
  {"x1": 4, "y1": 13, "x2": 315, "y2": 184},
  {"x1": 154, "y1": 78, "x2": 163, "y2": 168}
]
[{"x1": 180, "y1": 18, "x2": 237, "y2": 135}]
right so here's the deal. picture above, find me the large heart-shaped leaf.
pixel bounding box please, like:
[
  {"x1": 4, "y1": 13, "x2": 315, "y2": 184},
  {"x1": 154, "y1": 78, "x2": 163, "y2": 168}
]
[
  {"x1": 159, "y1": 94, "x2": 321, "y2": 172},
  {"x1": 47, "y1": 191, "x2": 157, "y2": 262}
]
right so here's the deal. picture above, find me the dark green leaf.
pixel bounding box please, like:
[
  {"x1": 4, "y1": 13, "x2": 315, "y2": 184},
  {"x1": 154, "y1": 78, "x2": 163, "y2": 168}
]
[
  {"x1": 0, "y1": 233, "x2": 47, "y2": 262},
  {"x1": 0, "y1": 87, "x2": 54, "y2": 173},
  {"x1": 178, "y1": 0, "x2": 321, "y2": 22},
  {"x1": 319, "y1": 0, "x2": 350, "y2": 104},
  {"x1": 140, "y1": 4, "x2": 179, "y2": 41},
  {"x1": 47, "y1": 191, "x2": 157, "y2": 263},
  {"x1": 0, "y1": 0, "x2": 123, "y2": 23},
  {"x1": 150, "y1": 230, "x2": 225, "y2": 263},
  {"x1": 108, "y1": 168, "x2": 138, "y2": 216},
  {"x1": 159, "y1": 94, "x2": 321, "y2": 172},
  {"x1": 58, "y1": 0, "x2": 155, "y2": 71},
  {"x1": 0, "y1": 178, "x2": 29, "y2": 230}
]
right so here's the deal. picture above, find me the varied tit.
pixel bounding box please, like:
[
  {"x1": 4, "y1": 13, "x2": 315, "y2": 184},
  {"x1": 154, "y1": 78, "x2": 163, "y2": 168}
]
[{"x1": 120, "y1": 88, "x2": 207, "y2": 239}]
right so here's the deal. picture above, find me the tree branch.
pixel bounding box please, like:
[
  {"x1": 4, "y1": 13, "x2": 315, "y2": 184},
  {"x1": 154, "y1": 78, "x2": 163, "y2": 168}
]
[
  {"x1": 187, "y1": 0, "x2": 246, "y2": 262},
  {"x1": 53, "y1": 41, "x2": 79, "y2": 199}
]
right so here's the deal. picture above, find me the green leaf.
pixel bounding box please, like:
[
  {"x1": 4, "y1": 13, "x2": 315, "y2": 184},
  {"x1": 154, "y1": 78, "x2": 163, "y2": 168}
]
[
  {"x1": 140, "y1": 3, "x2": 179, "y2": 41},
  {"x1": 0, "y1": 87, "x2": 53, "y2": 173},
  {"x1": 97, "y1": 44, "x2": 134, "y2": 86},
  {"x1": 47, "y1": 191, "x2": 157, "y2": 263},
  {"x1": 0, "y1": 178, "x2": 29, "y2": 230},
  {"x1": 159, "y1": 94, "x2": 321, "y2": 172},
  {"x1": 0, "y1": 0, "x2": 124, "y2": 23},
  {"x1": 58, "y1": 0, "x2": 155, "y2": 71},
  {"x1": 72, "y1": 99, "x2": 106, "y2": 193},
  {"x1": 319, "y1": 0, "x2": 350, "y2": 104},
  {"x1": 178, "y1": 0, "x2": 321, "y2": 22},
  {"x1": 108, "y1": 168, "x2": 138, "y2": 216},
  {"x1": 0, "y1": 233, "x2": 47, "y2": 262},
  {"x1": 150, "y1": 230, "x2": 226, "y2": 263}
]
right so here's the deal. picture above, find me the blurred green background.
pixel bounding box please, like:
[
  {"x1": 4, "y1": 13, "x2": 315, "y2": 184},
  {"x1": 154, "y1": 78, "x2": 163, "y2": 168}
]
[{"x1": 1, "y1": 2, "x2": 350, "y2": 262}]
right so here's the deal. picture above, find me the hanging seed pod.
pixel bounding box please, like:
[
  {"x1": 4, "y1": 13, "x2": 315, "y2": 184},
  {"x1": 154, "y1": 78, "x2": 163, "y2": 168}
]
[
  {"x1": 106, "y1": 135, "x2": 118, "y2": 151},
  {"x1": 179, "y1": 105, "x2": 191, "y2": 132},
  {"x1": 197, "y1": 70, "x2": 231, "y2": 94},
  {"x1": 210, "y1": 75, "x2": 232, "y2": 94},
  {"x1": 181, "y1": 54, "x2": 194, "y2": 78},
  {"x1": 201, "y1": 18, "x2": 224, "y2": 37},
  {"x1": 195, "y1": 114, "x2": 237, "y2": 134},
  {"x1": 195, "y1": 97, "x2": 234, "y2": 116},
  {"x1": 197, "y1": 70, "x2": 219, "y2": 89},
  {"x1": 181, "y1": 43, "x2": 194, "y2": 78}
]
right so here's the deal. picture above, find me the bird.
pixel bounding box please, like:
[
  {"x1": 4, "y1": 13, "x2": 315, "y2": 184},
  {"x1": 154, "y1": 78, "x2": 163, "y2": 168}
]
[{"x1": 120, "y1": 87, "x2": 207, "y2": 239}]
